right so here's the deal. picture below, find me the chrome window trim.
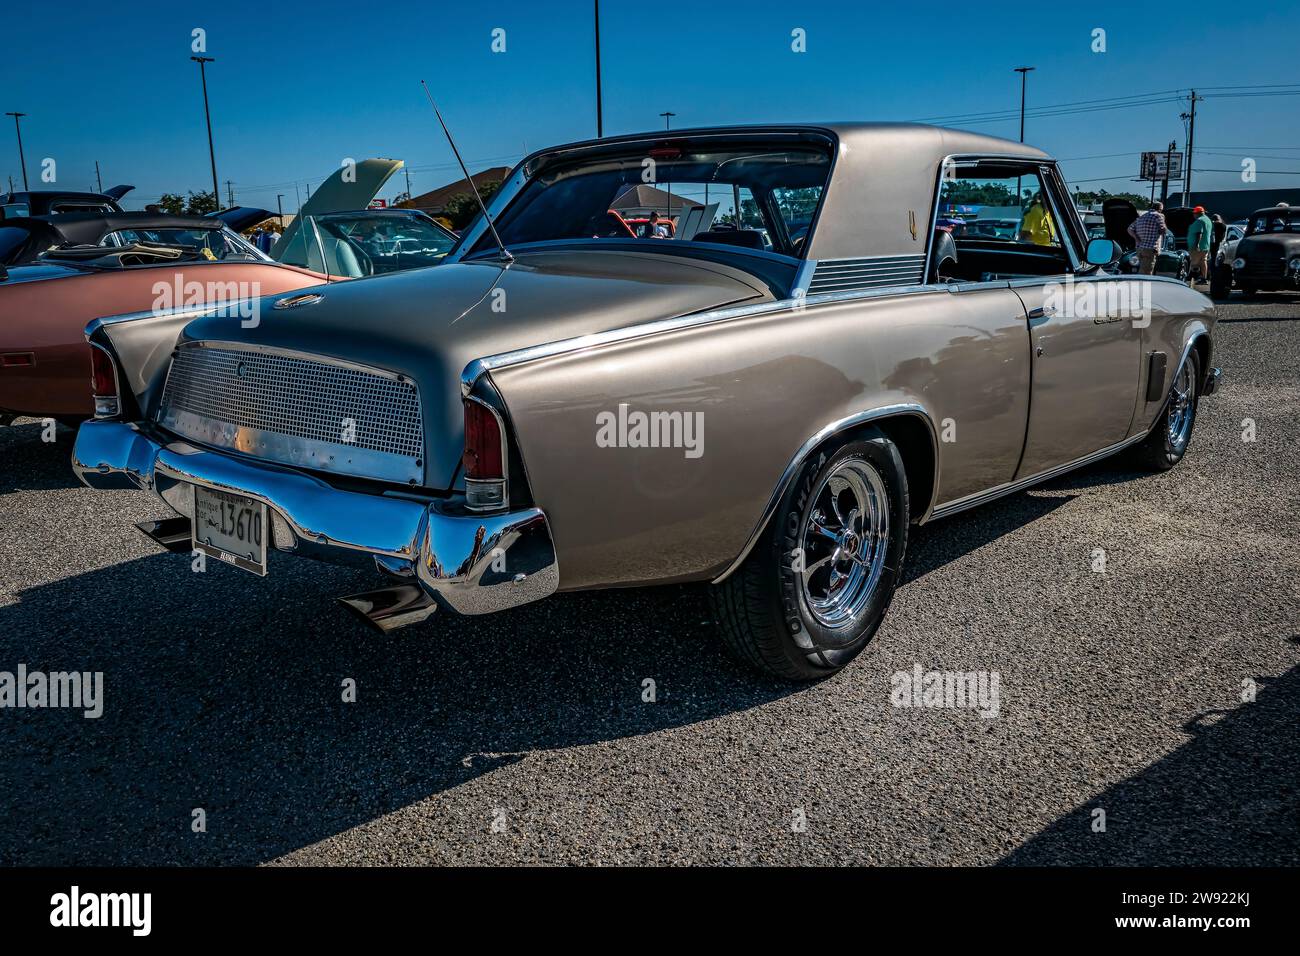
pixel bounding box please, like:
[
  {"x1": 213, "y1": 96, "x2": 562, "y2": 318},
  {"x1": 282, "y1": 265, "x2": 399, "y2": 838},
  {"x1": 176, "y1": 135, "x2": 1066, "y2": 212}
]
[
  {"x1": 711, "y1": 403, "x2": 940, "y2": 583},
  {"x1": 923, "y1": 153, "x2": 1078, "y2": 283}
]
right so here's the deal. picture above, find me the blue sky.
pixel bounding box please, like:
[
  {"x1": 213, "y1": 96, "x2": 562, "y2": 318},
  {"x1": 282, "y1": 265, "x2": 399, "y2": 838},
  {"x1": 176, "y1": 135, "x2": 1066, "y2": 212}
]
[{"x1": 3, "y1": 0, "x2": 1297, "y2": 211}]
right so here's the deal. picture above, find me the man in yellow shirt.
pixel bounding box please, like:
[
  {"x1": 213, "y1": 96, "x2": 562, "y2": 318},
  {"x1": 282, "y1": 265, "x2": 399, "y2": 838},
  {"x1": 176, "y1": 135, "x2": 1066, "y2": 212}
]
[{"x1": 1019, "y1": 194, "x2": 1057, "y2": 246}]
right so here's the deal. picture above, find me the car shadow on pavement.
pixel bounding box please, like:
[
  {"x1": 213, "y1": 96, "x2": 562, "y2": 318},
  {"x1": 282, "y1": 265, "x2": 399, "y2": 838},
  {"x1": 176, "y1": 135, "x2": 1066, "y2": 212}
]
[
  {"x1": 0, "y1": 421, "x2": 82, "y2": 493},
  {"x1": 0, "y1": 547, "x2": 798, "y2": 865},
  {"x1": 1000, "y1": 663, "x2": 1300, "y2": 865},
  {"x1": 902, "y1": 491, "x2": 1078, "y2": 586}
]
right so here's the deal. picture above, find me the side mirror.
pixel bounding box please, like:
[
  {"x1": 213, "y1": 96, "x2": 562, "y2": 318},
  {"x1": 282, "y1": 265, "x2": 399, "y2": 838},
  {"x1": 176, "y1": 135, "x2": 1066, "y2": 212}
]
[{"x1": 1085, "y1": 237, "x2": 1122, "y2": 267}]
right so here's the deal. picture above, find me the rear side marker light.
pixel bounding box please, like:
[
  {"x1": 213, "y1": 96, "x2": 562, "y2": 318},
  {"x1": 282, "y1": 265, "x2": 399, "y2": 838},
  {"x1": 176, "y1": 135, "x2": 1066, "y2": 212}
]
[{"x1": 1, "y1": 352, "x2": 35, "y2": 368}]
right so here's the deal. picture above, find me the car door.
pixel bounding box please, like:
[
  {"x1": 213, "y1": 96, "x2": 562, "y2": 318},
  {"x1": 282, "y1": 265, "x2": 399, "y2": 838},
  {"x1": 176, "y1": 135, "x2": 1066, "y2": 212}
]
[{"x1": 1013, "y1": 168, "x2": 1141, "y2": 478}]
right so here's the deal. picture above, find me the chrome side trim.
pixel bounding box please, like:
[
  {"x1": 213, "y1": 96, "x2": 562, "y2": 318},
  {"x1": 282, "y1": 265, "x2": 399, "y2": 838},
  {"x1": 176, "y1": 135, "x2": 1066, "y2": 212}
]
[
  {"x1": 711, "y1": 403, "x2": 939, "y2": 584},
  {"x1": 926, "y1": 431, "x2": 1149, "y2": 521},
  {"x1": 460, "y1": 282, "x2": 947, "y2": 393}
]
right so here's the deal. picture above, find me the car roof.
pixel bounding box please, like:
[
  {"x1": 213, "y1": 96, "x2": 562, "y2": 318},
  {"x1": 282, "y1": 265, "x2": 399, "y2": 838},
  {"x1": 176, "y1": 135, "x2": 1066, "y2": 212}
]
[{"x1": 502, "y1": 122, "x2": 1052, "y2": 263}]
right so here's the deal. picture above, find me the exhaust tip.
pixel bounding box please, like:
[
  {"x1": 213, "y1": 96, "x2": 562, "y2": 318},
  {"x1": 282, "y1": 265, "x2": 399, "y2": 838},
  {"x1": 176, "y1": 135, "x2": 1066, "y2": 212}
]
[
  {"x1": 338, "y1": 583, "x2": 437, "y2": 632},
  {"x1": 135, "y1": 517, "x2": 194, "y2": 554}
]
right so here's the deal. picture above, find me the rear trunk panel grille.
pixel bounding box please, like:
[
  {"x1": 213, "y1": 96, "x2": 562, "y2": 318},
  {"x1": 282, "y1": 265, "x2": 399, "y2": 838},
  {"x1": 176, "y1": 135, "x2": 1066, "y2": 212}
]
[{"x1": 158, "y1": 344, "x2": 424, "y2": 484}]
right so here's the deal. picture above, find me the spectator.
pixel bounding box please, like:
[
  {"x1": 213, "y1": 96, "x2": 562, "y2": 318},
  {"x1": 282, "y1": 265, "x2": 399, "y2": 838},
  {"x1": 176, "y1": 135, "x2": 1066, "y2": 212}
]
[
  {"x1": 1210, "y1": 213, "x2": 1226, "y2": 265},
  {"x1": 1186, "y1": 206, "x2": 1213, "y2": 286},
  {"x1": 1128, "y1": 201, "x2": 1166, "y2": 275},
  {"x1": 1018, "y1": 193, "x2": 1056, "y2": 246},
  {"x1": 646, "y1": 211, "x2": 668, "y2": 239}
]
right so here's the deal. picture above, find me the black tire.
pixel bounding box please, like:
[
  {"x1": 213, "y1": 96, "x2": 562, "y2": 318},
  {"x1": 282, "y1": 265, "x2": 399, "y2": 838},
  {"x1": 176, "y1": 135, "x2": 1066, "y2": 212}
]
[
  {"x1": 710, "y1": 429, "x2": 909, "y2": 681},
  {"x1": 1210, "y1": 263, "x2": 1232, "y2": 300},
  {"x1": 1131, "y1": 348, "x2": 1201, "y2": 472}
]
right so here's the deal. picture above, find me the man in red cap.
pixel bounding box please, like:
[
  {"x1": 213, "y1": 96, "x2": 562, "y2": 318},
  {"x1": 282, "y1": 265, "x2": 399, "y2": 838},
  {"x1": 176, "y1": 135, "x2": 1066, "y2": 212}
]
[{"x1": 1187, "y1": 205, "x2": 1213, "y2": 286}]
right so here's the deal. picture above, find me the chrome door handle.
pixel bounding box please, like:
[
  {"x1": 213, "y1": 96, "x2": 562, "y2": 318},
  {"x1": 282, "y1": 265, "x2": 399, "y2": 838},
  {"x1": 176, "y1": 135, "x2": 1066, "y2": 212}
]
[{"x1": 1027, "y1": 305, "x2": 1057, "y2": 319}]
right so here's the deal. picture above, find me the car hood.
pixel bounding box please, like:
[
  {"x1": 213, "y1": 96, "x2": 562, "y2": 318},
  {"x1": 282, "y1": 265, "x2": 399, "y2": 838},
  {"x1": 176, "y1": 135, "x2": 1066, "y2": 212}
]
[
  {"x1": 179, "y1": 248, "x2": 771, "y2": 489},
  {"x1": 1238, "y1": 234, "x2": 1300, "y2": 256}
]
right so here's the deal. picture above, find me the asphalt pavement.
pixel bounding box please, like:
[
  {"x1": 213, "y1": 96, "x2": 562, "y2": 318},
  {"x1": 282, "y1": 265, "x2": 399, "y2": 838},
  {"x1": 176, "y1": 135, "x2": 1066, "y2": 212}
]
[{"x1": 1, "y1": 291, "x2": 1296, "y2": 866}]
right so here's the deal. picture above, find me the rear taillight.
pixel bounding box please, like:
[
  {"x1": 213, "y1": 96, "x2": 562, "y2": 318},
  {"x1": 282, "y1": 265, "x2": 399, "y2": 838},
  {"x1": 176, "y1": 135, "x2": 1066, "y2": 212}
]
[
  {"x1": 462, "y1": 398, "x2": 506, "y2": 511},
  {"x1": 89, "y1": 343, "x2": 120, "y2": 419}
]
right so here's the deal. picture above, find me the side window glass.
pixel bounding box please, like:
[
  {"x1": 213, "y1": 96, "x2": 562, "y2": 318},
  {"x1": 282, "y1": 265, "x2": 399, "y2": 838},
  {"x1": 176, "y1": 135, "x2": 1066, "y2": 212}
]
[{"x1": 934, "y1": 162, "x2": 1073, "y2": 282}]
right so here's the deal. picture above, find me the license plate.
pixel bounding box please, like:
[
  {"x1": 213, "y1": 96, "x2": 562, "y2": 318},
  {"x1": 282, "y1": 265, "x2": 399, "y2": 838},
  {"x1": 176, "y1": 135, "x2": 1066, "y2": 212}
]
[{"x1": 192, "y1": 486, "x2": 268, "y2": 576}]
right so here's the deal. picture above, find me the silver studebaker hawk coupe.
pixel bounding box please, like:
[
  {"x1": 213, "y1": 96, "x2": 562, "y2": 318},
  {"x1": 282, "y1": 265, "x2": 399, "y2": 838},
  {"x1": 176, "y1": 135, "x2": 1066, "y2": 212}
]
[{"x1": 74, "y1": 123, "x2": 1220, "y2": 680}]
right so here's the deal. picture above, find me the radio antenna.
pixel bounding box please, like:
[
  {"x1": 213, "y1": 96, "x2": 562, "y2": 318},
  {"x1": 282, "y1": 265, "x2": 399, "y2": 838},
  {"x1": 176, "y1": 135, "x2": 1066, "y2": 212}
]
[{"x1": 420, "y1": 80, "x2": 512, "y2": 262}]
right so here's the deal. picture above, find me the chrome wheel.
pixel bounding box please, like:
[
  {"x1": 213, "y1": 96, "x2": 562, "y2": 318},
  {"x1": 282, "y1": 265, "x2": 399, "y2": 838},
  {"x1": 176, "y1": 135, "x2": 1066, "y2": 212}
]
[
  {"x1": 798, "y1": 459, "x2": 890, "y2": 630},
  {"x1": 1167, "y1": 360, "x2": 1195, "y2": 452}
]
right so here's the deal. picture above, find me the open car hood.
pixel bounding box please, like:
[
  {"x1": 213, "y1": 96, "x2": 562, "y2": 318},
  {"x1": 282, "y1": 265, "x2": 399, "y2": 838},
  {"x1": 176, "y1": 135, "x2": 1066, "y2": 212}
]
[
  {"x1": 270, "y1": 159, "x2": 403, "y2": 264},
  {"x1": 211, "y1": 206, "x2": 275, "y2": 233}
]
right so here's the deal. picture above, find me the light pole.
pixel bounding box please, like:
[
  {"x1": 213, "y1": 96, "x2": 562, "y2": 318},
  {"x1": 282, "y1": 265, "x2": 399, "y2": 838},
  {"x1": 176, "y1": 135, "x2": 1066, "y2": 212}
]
[
  {"x1": 594, "y1": 0, "x2": 604, "y2": 137},
  {"x1": 659, "y1": 111, "x2": 675, "y2": 130},
  {"x1": 276, "y1": 194, "x2": 285, "y2": 229},
  {"x1": 5, "y1": 112, "x2": 28, "y2": 190},
  {"x1": 1014, "y1": 66, "x2": 1035, "y2": 143},
  {"x1": 191, "y1": 56, "x2": 220, "y2": 209}
]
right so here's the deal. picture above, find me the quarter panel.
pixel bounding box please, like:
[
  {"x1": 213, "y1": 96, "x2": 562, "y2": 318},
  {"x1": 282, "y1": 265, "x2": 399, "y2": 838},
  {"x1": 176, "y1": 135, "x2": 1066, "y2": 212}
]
[{"x1": 492, "y1": 286, "x2": 1032, "y2": 589}]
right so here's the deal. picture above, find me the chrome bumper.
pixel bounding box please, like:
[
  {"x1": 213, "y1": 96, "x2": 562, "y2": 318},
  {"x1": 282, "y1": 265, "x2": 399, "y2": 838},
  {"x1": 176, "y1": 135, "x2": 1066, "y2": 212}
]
[{"x1": 72, "y1": 421, "x2": 559, "y2": 616}]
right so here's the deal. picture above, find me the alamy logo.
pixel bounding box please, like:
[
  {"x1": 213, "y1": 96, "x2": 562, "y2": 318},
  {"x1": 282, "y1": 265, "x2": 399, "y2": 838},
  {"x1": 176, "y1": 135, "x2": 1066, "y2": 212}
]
[
  {"x1": 596, "y1": 403, "x2": 704, "y2": 459},
  {"x1": 0, "y1": 665, "x2": 103, "y2": 718},
  {"x1": 890, "y1": 664, "x2": 1000, "y2": 718},
  {"x1": 50, "y1": 886, "x2": 151, "y2": 936},
  {"x1": 1043, "y1": 276, "x2": 1152, "y2": 327}
]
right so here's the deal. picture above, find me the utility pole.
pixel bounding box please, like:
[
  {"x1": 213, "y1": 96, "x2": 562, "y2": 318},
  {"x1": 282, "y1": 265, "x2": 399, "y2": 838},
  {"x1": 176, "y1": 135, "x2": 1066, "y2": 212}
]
[
  {"x1": 1183, "y1": 90, "x2": 1202, "y2": 207},
  {"x1": 190, "y1": 56, "x2": 220, "y2": 209},
  {"x1": 94, "y1": 160, "x2": 103, "y2": 193},
  {"x1": 5, "y1": 112, "x2": 28, "y2": 189},
  {"x1": 225, "y1": 179, "x2": 235, "y2": 208},
  {"x1": 1014, "y1": 67, "x2": 1035, "y2": 143},
  {"x1": 276, "y1": 194, "x2": 284, "y2": 229},
  {"x1": 404, "y1": 166, "x2": 412, "y2": 203},
  {"x1": 594, "y1": 0, "x2": 604, "y2": 137}
]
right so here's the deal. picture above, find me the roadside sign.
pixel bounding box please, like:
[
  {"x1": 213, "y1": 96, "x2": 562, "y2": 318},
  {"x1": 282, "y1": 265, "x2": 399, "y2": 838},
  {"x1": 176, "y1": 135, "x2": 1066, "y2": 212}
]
[
  {"x1": 368, "y1": 199, "x2": 388, "y2": 208},
  {"x1": 1140, "y1": 151, "x2": 1184, "y2": 181}
]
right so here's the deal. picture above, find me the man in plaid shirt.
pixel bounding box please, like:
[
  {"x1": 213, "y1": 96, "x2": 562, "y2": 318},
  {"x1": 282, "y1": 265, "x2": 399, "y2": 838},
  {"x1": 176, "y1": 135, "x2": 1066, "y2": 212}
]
[{"x1": 1127, "y1": 201, "x2": 1166, "y2": 275}]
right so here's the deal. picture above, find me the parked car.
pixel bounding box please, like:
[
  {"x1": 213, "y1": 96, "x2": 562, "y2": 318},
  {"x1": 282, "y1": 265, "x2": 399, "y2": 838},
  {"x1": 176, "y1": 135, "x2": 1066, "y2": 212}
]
[
  {"x1": 74, "y1": 123, "x2": 1220, "y2": 680},
  {"x1": 1210, "y1": 221, "x2": 1247, "y2": 299},
  {"x1": 1, "y1": 162, "x2": 440, "y2": 426},
  {"x1": 1218, "y1": 205, "x2": 1300, "y2": 298},
  {"x1": 1102, "y1": 199, "x2": 1190, "y2": 278},
  {"x1": 0, "y1": 211, "x2": 328, "y2": 424},
  {"x1": 0, "y1": 185, "x2": 132, "y2": 218},
  {"x1": 1118, "y1": 228, "x2": 1190, "y2": 279}
]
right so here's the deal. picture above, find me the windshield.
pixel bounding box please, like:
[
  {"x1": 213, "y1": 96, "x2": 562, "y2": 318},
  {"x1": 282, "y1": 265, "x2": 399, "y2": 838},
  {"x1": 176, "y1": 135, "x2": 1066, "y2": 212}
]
[
  {"x1": 97, "y1": 227, "x2": 269, "y2": 261},
  {"x1": 1249, "y1": 210, "x2": 1300, "y2": 234},
  {"x1": 320, "y1": 214, "x2": 456, "y2": 272},
  {"x1": 476, "y1": 143, "x2": 832, "y2": 258}
]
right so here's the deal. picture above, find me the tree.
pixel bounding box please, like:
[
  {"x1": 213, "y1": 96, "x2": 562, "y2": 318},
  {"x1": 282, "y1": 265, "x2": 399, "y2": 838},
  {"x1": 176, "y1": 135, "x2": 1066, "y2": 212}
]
[
  {"x1": 157, "y1": 193, "x2": 186, "y2": 215},
  {"x1": 439, "y1": 181, "x2": 502, "y2": 231},
  {"x1": 183, "y1": 190, "x2": 218, "y2": 215}
]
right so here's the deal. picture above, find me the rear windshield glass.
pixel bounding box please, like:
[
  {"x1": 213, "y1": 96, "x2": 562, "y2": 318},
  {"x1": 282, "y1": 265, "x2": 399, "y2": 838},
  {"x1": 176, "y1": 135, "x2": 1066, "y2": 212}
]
[{"x1": 477, "y1": 143, "x2": 831, "y2": 258}]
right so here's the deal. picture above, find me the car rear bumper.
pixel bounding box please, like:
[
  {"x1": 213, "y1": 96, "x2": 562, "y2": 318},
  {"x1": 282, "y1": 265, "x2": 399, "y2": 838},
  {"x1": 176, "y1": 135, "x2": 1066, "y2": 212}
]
[{"x1": 72, "y1": 420, "x2": 559, "y2": 615}]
